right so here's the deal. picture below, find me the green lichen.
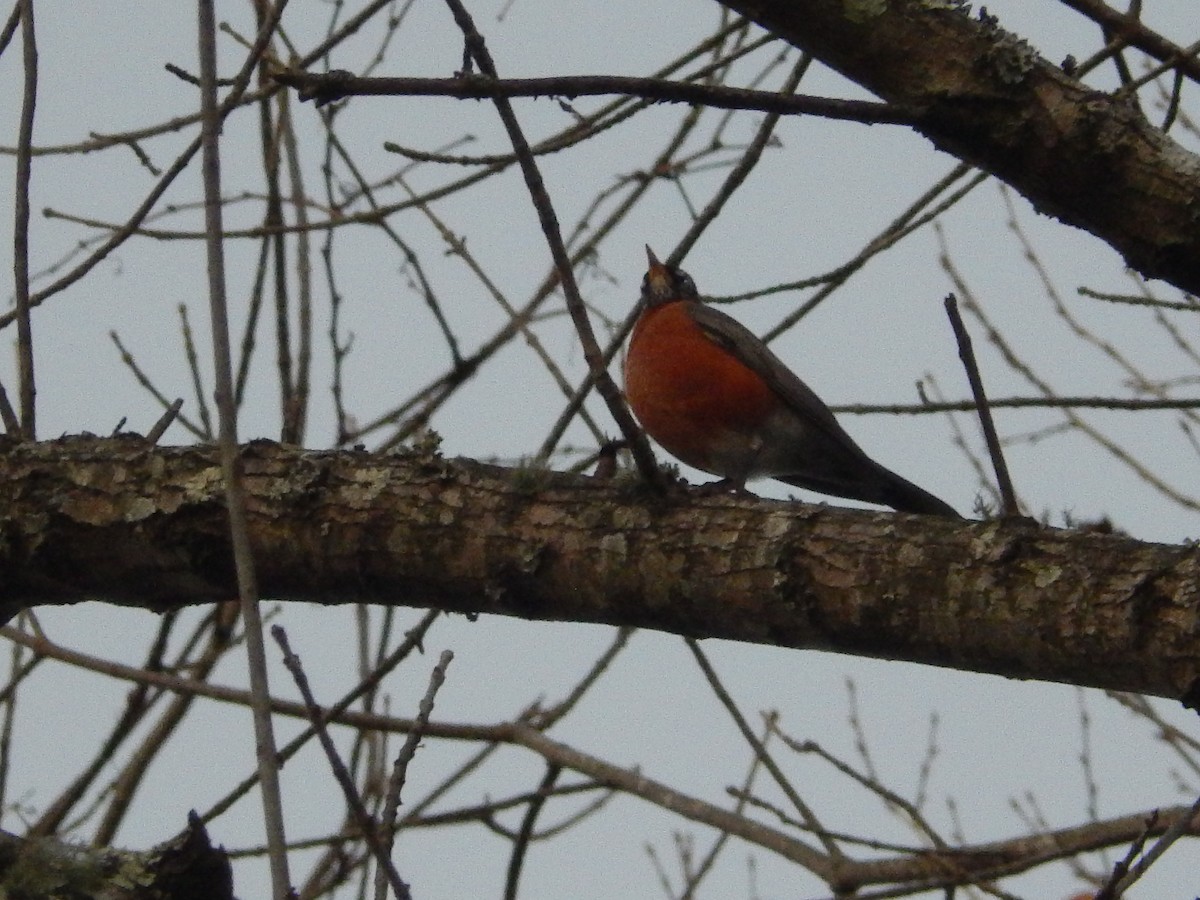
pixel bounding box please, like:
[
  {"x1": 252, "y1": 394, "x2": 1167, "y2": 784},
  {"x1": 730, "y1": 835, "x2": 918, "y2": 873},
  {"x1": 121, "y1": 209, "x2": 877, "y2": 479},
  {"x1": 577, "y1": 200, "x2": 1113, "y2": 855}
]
[
  {"x1": 408, "y1": 427, "x2": 444, "y2": 460},
  {"x1": 507, "y1": 458, "x2": 556, "y2": 493},
  {"x1": 844, "y1": 0, "x2": 887, "y2": 23},
  {"x1": 1, "y1": 838, "x2": 131, "y2": 897},
  {"x1": 977, "y1": 7, "x2": 1041, "y2": 85}
]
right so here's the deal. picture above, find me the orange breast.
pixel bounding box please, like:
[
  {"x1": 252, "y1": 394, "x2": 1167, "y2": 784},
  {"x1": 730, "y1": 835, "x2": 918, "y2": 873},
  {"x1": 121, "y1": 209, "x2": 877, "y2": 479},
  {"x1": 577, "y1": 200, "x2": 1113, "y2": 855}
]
[{"x1": 624, "y1": 301, "x2": 777, "y2": 476}]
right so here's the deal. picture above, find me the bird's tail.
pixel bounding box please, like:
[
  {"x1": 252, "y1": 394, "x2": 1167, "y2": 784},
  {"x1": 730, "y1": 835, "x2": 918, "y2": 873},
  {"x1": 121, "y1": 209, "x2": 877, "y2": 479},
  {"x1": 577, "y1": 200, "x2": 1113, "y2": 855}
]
[
  {"x1": 874, "y1": 469, "x2": 961, "y2": 518},
  {"x1": 780, "y1": 460, "x2": 961, "y2": 518}
]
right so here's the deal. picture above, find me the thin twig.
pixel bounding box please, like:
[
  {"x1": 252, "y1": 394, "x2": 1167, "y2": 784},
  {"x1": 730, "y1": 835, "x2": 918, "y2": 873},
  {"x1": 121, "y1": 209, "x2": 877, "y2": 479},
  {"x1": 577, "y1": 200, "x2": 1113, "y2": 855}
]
[
  {"x1": 235, "y1": 216, "x2": 271, "y2": 410},
  {"x1": 401, "y1": 779, "x2": 604, "y2": 831},
  {"x1": 0, "y1": 2, "x2": 21, "y2": 58},
  {"x1": 179, "y1": 304, "x2": 214, "y2": 439},
  {"x1": 109, "y1": 331, "x2": 207, "y2": 439},
  {"x1": 92, "y1": 621, "x2": 231, "y2": 846},
  {"x1": 197, "y1": 1, "x2": 291, "y2": 895},
  {"x1": 13, "y1": 0, "x2": 37, "y2": 438},
  {"x1": 276, "y1": 70, "x2": 922, "y2": 124},
  {"x1": 1094, "y1": 811, "x2": 1156, "y2": 900},
  {"x1": 1110, "y1": 797, "x2": 1200, "y2": 896},
  {"x1": 200, "y1": 610, "x2": 440, "y2": 826},
  {"x1": 0, "y1": 617, "x2": 32, "y2": 810},
  {"x1": 261, "y1": 87, "x2": 294, "y2": 439},
  {"x1": 280, "y1": 89, "x2": 313, "y2": 444},
  {"x1": 0, "y1": 381, "x2": 19, "y2": 436},
  {"x1": 684, "y1": 638, "x2": 840, "y2": 859},
  {"x1": 0, "y1": 0, "x2": 292, "y2": 334},
  {"x1": 273, "y1": 627, "x2": 412, "y2": 900},
  {"x1": 374, "y1": 649, "x2": 453, "y2": 900},
  {"x1": 944, "y1": 294, "x2": 1018, "y2": 515},
  {"x1": 940, "y1": 231, "x2": 1200, "y2": 510},
  {"x1": 503, "y1": 762, "x2": 561, "y2": 900},
  {"x1": 1105, "y1": 691, "x2": 1200, "y2": 770},
  {"x1": 439, "y1": 0, "x2": 660, "y2": 484},
  {"x1": 145, "y1": 398, "x2": 184, "y2": 444},
  {"x1": 830, "y1": 396, "x2": 1200, "y2": 414}
]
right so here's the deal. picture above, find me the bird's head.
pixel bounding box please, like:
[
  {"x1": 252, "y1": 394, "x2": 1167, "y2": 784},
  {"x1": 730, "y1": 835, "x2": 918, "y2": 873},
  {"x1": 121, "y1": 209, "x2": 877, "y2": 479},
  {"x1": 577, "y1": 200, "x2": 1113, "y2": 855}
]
[{"x1": 642, "y1": 246, "x2": 698, "y2": 308}]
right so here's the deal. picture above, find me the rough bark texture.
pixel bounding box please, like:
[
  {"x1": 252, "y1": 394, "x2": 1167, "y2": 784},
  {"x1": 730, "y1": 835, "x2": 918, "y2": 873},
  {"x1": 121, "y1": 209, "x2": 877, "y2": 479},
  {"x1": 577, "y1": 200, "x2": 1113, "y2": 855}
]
[
  {"x1": 2, "y1": 437, "x2": 1199, "y2": 700},
  {"x1": 0, "y1": 813, "x2": 232, "y2": 900},
  {"x1": 718, "y1": 0, "x2": 1200, "y2": 296}
]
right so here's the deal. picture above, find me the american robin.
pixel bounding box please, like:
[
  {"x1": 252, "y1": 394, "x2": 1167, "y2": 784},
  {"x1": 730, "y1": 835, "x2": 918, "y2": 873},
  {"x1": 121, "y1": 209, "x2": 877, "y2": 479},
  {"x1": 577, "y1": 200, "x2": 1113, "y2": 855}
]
[{"x1": 624, "y1": 247, "x2": 959, "y2": 517}]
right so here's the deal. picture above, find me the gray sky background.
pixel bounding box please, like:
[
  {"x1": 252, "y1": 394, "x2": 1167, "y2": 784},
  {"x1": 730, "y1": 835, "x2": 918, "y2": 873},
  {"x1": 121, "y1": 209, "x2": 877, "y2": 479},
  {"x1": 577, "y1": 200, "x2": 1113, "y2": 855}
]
[{"x1": 2, "y1": 2, "x2": 1198, "y2": 897}]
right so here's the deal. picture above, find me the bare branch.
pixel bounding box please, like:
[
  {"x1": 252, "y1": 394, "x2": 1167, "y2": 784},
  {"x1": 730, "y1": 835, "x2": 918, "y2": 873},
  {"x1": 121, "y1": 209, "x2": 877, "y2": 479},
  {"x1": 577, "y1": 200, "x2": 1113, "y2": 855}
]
[{"x1": 276, "y1": 69, "x2": 920, "y2": 124}]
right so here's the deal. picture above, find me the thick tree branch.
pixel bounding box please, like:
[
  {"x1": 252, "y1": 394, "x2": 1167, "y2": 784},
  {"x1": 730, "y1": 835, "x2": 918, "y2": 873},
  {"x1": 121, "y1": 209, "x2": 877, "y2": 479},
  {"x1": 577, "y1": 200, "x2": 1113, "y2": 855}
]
[
  {"x1": 718, "y1": 0, "x2": 1200, "y2": 296},
  {"x1": 1, "y1": 439, "x2": 1198, "y2": 701}
]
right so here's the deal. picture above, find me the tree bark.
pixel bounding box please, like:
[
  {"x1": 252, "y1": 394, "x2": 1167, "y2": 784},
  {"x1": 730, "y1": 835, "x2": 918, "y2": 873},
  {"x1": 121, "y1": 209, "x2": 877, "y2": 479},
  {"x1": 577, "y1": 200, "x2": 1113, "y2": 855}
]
[
  {"x1": 2, "y1": 438, "x2": 1198, "y2": 701},
  {"x1": 0, "y1": 813, "x2": 232, "y2": 900},
  {"x1": 717, "y1": 0, "x2": 1200, "y2": 296}
]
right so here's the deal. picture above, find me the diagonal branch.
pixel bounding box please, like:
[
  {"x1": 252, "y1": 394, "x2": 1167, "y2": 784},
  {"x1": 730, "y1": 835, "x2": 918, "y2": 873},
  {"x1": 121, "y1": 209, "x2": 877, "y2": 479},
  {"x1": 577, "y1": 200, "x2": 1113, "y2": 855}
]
[{"x1": 716, "y1": 0, "x2": 1200, "y2": 296}]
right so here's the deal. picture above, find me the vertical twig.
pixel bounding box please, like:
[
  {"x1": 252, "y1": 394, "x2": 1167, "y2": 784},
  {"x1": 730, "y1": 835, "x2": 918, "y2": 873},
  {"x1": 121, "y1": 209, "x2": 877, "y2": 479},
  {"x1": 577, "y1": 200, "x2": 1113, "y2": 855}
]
[
  {"x1": 944, "y1": 293, "x2": 1019, "y2": 516},
  {"x1": 373, "y1": 649, "x2": 453, "y2": 900},
  {"x1": 179, "y1": 304, "x2": 215, "y2": 439},
  {"x1": 503, "y1": 762, "x2": 561, "y2": 900},
  {"x1": 234, "y1": 228, "x2": 270, "y2": 409},
  {"x1": 196, "y1": 2, "x2": 291, "y2": 896},
  {"x1": 13, "y1": 0, "x2": 37, "y2": 439},
  {"x1": 0, "y1": 620, "x2": 31, "y2": 810},
  {"x1": 279, "y1": 90, "x2": 312, "y2": 444}
]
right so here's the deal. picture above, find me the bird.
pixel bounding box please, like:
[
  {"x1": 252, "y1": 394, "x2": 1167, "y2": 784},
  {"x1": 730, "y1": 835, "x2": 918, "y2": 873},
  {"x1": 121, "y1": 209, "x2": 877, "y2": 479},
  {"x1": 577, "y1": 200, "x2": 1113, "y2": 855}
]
[{"x1": 623, "y1": 246, "x2": 960, "y2": 517}]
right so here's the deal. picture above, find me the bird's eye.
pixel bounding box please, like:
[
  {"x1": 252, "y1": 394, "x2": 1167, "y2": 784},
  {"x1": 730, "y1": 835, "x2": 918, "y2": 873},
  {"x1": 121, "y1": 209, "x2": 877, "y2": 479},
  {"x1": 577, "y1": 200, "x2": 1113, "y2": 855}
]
[{"x1": 678, "y1": 273, "x2": 696, "y2": 296}]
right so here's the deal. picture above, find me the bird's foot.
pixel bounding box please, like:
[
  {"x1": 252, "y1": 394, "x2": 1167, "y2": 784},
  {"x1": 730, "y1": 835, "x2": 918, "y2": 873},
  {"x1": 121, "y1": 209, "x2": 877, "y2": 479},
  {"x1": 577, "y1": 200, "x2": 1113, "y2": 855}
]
[{"x1": 696, "y1": 478, "x2": 753, "y2": 497}]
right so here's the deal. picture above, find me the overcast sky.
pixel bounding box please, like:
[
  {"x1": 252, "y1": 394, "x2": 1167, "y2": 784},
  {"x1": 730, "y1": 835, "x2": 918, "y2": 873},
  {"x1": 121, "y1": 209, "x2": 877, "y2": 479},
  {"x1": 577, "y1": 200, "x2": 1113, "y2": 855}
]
[{"x1": 2, "y1": 2, "x2": 1198, "y2": 898}]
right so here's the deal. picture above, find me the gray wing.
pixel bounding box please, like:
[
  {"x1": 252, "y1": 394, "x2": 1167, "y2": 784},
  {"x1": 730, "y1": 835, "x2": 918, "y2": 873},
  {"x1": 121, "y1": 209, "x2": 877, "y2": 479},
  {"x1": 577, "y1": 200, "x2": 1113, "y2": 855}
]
[
  {"x1": 686, "y1": 302, "x2": 959, "y2": 516},
  {"x1": 686, "y1": 302, "x2": 868, "y2": 453}
]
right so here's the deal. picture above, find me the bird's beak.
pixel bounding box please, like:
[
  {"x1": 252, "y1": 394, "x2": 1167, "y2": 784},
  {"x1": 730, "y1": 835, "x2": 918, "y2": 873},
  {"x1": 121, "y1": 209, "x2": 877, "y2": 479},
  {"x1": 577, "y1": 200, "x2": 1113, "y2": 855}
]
[{"x1": 644, "y1": 245, "x2": 670, "y2": 294}]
